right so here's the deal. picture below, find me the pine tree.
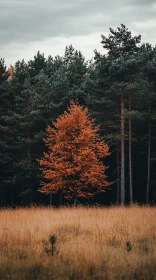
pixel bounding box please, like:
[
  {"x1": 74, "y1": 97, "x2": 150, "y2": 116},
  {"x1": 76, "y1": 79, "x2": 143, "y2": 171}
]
[
  {"x1": 101, "y1": 24, "x2": 141, "y2": 205},
  {"x1": 137, "y1": 45, "x2": 156, "y2": 203},
  {"x1": 0, "y1": 58, "x2": 13, "y2": 206}
]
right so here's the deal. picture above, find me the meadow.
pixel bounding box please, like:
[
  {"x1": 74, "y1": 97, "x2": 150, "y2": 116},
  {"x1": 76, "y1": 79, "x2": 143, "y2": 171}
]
[{"x1": 0, "y1": 206, "x2": 156, "y2": 280}]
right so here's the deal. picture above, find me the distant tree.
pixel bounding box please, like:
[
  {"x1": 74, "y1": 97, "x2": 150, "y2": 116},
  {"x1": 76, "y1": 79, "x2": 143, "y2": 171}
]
[
  {"x1": 137, "y1": 45, "x2": 156, "y2": 203},
  {"x1": 101, "y1": 23, "x2": 141, "y2": 59},
  {"x1": 64, "y1": 45, "x2": 87, "y2": 88},
  {"x1": 38, "y1": 101, "x2": 111, "y2": 205},
  {"x1": 101, "y1": 24, "x2": 141, "y2": 205},
  {"x1": 28, "y1": 51, "x2": 46, "y2": 84},
  {"x1": 0, "y1": 58, "x2": 13, "y2": 206},
  {"x1": 7, "y1": 65, "x2": 15, "y2": 81}
]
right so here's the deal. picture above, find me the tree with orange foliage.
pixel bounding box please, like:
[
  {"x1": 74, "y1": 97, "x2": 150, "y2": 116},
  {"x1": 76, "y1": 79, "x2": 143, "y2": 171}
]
[
  {"x1": 7, "y1": 65, "x2": 15, "y2": 81},
  {"x1": 38, "y1": 101, "x2": 111, "y2": 205}
]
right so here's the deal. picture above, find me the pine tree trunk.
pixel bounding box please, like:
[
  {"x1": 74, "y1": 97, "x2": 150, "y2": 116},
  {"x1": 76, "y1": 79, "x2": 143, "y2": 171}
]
[
  {"x1": 2, "y1": 184, "x2": 5, "y2": 207},
  {"x1": 129, "y1": 92, "x2": 133, "y2": 204},
  {"x1": 11, "y1": 185, "x2": 14, "y2": 206},
  {"x1": 121, "y1": 88, "x2": 125, "y2": 205},
  {"x1": 152, "y1": 187, "x2": 155, "y2": 206},
  {"x1": 74, "y1": 194, "x2": 77, "y2": 207},
  {"x1": 0, "y1": 167, "x2": 5, "y2": 207},
  {"x1": 59, "y1": 190, "x2": 62, "y2": 207},
  {"x1": 0, "y1": 168, "x2": 3, "y2": 207},
  {"x1": 116, "y1": 143, "x2": 120, "y2": 205},
  {"x1": 50, "y1": 194, "x2": 52, "y2": 206},
  {"x1": 146, "y1": 103, "x2": 151, "y2": 204},
  {"x1": 1, "y1": 183, "x2": 5, "y2": 207},
  {"x1": 27, "y1": 130, "x2": 32, "y2": 204},
  {"x1": 27, "y1": 130, "x2": 31, "y2": 162}
]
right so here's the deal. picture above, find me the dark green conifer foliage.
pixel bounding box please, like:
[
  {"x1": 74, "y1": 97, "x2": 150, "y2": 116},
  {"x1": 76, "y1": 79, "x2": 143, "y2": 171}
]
[
  {"x1": 0, "y1": 59, "x2": 14, "y2": 206},
  {"x1": 1, "y1": 25, "x2": 156, "y2": 206},
  {"x1": 88, "y1": 24, "x2": 141, "y2": 204}
]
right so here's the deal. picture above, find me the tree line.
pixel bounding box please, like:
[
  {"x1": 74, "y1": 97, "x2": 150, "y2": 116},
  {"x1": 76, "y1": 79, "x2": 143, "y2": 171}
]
[{"x1": 1, "y1": 24, "x2": 156, "y2": 206}]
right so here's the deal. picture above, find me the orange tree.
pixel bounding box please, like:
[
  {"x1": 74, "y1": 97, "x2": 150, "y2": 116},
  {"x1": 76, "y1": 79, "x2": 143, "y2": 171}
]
[{"x1": 38, "y1": 101, "x2": 111, "y2": 204}]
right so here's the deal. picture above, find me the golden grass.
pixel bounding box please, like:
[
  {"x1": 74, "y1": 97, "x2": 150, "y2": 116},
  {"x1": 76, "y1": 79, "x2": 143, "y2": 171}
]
[{"x1": 0, "y1": 205, "x2": 156, "y2": 280}]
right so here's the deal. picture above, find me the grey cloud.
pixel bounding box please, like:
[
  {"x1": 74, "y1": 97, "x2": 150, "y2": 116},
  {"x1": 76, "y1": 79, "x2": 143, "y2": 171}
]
[
  {"x1": 0, "y1": 0, "x2": 155, "y2": 46},
  {"x1": 0, "y1": 0, "x2": 156, "y2": 64},
  {"x1": 127, "y1": 0, "x2": 155, "y2": 5}
]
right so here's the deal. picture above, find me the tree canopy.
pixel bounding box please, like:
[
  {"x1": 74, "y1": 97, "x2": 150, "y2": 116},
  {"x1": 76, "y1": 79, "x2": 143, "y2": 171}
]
[{"x1": 1, "y1": 24, "x2": 156, "y2": 206}]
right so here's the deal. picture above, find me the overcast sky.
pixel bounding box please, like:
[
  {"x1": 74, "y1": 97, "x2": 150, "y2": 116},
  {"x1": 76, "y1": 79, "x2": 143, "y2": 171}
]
[{"x1": 0, "y1": 0, "x2": 156, "y2": 66}]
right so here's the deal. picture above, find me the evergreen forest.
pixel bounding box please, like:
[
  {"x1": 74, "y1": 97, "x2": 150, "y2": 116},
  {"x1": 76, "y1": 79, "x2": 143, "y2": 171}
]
[{"x1": 1, "y1": 24, "x2": 156, "y2": 207}]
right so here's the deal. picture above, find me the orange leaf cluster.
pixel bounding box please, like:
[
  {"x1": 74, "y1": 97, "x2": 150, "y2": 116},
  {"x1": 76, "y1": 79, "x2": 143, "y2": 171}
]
[
  {"x1": 38, "y1": 101, "x2": 111, "y2": 200},
  {"x1": 7, "y1": 65, "x2": 15, "y2": 81}
]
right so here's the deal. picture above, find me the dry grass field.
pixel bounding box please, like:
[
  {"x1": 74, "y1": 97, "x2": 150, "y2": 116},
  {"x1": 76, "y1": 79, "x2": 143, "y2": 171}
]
[{"x1": 0, "y1": 206, "x2": 156, "y2": 280}]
